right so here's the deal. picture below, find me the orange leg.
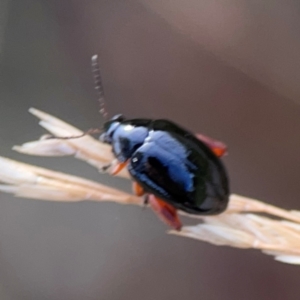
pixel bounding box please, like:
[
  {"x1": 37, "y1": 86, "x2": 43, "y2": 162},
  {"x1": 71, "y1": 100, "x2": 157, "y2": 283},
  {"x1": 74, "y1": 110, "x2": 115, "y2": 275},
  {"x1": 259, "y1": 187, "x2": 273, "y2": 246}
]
[
  {"x1": 147, "y1": 194, "x2": 182, "y2": 231},
  {"x1": 132, "y1": 181, "x2": 145, "y2": 196},
  {"x1": 195, "y1": 133, "x2": 227, "y2": 157},
  {"x1": 110, "y1": 161, "x2": 128, "y2": 175}
]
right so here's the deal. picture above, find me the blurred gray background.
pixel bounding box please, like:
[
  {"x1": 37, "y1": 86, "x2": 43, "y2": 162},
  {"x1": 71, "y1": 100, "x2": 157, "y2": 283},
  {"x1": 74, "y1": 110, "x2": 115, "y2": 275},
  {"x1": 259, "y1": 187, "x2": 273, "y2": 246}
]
[{"x1": 1, "y1": 0, "x2": 300, "y2": 299}]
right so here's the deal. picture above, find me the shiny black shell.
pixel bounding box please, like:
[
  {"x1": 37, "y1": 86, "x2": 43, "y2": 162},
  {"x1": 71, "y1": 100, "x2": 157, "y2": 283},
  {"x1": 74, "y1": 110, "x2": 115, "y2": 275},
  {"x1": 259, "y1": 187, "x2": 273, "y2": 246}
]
[{"x1": 101, "y1": 117, "x2": 229, "y2": 215}]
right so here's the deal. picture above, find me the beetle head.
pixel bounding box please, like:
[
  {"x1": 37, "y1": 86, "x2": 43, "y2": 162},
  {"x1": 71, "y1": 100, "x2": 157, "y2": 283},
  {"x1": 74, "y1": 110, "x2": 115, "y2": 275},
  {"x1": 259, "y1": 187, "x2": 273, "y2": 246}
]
[{"x1": 99, "y1": 114, "x2": 126, "y2": 144}]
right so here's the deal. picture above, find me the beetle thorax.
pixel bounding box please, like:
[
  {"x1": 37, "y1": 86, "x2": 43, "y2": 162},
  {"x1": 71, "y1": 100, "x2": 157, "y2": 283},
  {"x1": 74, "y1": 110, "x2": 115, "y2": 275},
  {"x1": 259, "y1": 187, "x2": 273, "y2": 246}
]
[{"x1": 101, "y1": 121, "x2": 149, "y2": 163}]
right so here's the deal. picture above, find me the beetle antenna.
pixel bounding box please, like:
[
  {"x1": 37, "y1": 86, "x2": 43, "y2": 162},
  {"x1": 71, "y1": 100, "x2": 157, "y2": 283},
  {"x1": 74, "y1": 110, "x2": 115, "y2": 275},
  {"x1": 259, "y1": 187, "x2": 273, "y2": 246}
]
[
  {"x1": 43, "y1": 128, "x2": 102, "y2": 140},
  {"x1": 91, "y1": 54, "x2": 108, "y2": 120}
]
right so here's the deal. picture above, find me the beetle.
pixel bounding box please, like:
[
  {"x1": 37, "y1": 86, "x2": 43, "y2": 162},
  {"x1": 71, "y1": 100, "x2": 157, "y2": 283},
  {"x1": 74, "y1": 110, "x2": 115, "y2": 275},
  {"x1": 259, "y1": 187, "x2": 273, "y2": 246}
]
[{"x1": 91, "y1": 55, "x2": 229, "y2": 231}]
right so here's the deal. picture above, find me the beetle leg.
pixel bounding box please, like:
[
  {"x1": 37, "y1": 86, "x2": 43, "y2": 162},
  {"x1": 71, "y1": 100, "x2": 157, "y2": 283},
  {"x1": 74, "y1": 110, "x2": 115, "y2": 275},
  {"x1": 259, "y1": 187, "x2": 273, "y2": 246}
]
[
  {"x1": 132, "y1": 181, "x2": 145, "y2": 196},
  {"x1": 100, "y1": 162, "x2": 112, "y2": 172},
  {"x1": 143, "y1": 194, "x2": 149, "y2": 205},
  {"x1": 110, "y1": 161, "x2": 128, "y2": 175},
  {"x1": 148, "y1": 194, "x2": 182, "y2": 231},
  {"x1": 195, "y1": 133, "x2": 227, "y2": 157}
]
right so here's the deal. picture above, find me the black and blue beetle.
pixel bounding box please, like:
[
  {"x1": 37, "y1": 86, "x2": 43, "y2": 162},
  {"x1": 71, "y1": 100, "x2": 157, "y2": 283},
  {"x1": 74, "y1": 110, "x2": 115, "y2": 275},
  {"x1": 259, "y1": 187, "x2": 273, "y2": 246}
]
[{"x1": 92, "y1": 55, "x2": 229, "y2": 231}]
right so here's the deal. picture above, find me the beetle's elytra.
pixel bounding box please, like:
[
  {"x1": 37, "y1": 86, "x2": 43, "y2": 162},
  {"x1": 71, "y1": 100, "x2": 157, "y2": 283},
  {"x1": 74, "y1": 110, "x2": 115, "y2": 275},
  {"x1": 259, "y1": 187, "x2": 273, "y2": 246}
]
[{"x1": 91, "y1": 55, "x2": 229, "y2": 231}]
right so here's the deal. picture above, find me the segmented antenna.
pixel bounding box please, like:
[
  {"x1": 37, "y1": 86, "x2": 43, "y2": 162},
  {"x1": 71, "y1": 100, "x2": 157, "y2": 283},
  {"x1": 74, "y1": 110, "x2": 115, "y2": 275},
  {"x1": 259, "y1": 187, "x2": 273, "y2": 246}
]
[{"x1": 91, "y1": 54, "x2": 108, "y2": 120}]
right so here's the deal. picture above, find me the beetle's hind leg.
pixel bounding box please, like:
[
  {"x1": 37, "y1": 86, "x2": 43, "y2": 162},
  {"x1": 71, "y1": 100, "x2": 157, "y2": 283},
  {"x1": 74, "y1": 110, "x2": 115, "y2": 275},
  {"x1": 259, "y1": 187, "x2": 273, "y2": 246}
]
[
  {"x1": 147, "y1": 194, "x2": 182, "y2": 231},
  {"x1": 195, "y1": 133, "x2": 227, "y2": 157}
]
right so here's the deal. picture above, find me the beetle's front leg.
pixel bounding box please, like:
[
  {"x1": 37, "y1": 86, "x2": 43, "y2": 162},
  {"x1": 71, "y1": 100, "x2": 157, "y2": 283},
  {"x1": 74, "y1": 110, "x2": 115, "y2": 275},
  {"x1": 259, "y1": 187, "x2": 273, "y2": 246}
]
[
  {"x1": 110, "y1": 161, "x2": 128, "y2": 175},
  {"x1": 100, "y1": 162, "x2": 112, "y2": 172},
  {"x1": 100, "y1": 159, "x2": 128, "y2": 175}
]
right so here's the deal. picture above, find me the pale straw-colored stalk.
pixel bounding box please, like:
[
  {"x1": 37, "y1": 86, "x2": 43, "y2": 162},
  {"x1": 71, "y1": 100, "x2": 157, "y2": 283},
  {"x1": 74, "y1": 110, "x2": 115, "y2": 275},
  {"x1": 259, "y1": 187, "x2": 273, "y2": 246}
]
[{"x1": 0, "y1": 108, "x2": 300, "y2": 264}]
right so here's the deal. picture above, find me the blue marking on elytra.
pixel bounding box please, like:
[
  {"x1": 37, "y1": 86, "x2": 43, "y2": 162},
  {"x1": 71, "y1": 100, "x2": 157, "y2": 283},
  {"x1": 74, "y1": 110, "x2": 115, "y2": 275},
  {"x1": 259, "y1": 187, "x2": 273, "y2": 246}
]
[{"x1": 131, "y1": 135, "x2": 195, "y2": 193}]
